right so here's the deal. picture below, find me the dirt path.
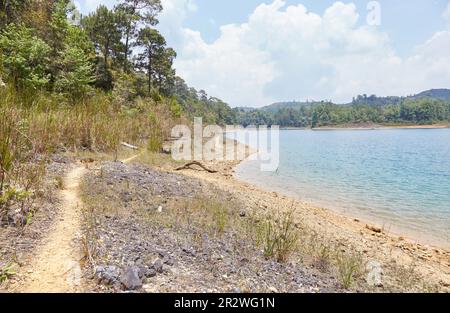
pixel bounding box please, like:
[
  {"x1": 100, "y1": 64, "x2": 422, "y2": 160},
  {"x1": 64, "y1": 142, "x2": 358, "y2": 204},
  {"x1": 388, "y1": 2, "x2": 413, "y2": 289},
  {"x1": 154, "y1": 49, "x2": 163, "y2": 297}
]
[
  {"x1": 13, "y1": 151, "x2": 142, "y2": 293},
  {"x1": 16, "y1": 165, "x2": 87, "y2": 293},
  {"x1": 121, "y1": 151, "x2": 144, "y2": 164}
]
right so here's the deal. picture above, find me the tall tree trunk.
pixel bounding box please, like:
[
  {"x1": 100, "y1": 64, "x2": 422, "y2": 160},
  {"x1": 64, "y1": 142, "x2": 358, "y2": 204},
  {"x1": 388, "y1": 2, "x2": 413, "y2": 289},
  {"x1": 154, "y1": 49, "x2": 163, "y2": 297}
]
[
  {"x1": 123, "y1": 28, "x2": 129, "y2": 72},
  {"x1": 104, "y1": 38, "x2": 109, "y2": 66},
  {"x1": 4, "y1": 0, "x2": 11, "y2": 25},
  {"x1": 148, "y1": 50, "x2": 152, "y2": 94}
]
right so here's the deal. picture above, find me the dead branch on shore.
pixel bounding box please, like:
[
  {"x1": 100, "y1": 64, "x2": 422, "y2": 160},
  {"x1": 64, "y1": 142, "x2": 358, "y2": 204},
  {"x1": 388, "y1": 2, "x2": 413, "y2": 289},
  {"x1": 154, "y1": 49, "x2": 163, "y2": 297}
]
[
  {"x1": 121, "y1": 142, "x2": 139, "y2": 150},
  {"x1": 175, "y1": 161, "x2": 218, "y2": 173}
]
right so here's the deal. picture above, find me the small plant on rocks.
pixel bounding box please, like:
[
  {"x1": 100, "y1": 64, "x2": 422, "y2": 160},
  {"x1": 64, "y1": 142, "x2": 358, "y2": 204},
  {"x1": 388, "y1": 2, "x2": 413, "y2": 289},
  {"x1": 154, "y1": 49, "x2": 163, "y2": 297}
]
[
  {"x1": 336, "y1": 250, "x2": 363, "y2": 289},
  {"x1": 259, "y1": 208, "x2": 299, "y2": 263},
  {"x1": 0, "y1": 262, "x2": 16, "y2": 283}
]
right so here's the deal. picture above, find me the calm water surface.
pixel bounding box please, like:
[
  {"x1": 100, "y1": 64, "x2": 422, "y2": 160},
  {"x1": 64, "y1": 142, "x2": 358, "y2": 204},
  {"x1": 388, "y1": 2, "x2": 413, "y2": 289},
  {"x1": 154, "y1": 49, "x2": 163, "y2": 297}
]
[{"x1": 234, "y1": 129, "x2": 450, "y2": 247}]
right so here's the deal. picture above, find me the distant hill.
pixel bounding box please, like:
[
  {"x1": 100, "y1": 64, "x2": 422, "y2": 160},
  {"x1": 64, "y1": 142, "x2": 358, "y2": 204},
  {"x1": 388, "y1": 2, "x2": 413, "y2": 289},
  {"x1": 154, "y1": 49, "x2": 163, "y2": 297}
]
[
  {"x1": 234, "y1": 88, "x2": 450, "y2": 128},
  {"x1": 410, "y1": 89, "x2": 450, "y2": 101},
  {"x1": 256, "y1": 89, "x2": 450, "y2": 112},
  {"x1": 234, "y1": 106, "x2": 255, "y2": 112},
  {"x1": 261, "y1": 101, "x2": 316, "y2": 113}
]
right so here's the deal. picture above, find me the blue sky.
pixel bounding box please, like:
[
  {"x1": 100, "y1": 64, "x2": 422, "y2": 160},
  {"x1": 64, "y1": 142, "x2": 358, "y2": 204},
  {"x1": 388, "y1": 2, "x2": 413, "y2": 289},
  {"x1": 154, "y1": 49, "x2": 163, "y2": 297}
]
[
  {"x1": 182, "y1": 0, "x2": 448, "y2": 56},
  {"x1": 77, "y1": 0, "x2": 450, "y2": 107}
]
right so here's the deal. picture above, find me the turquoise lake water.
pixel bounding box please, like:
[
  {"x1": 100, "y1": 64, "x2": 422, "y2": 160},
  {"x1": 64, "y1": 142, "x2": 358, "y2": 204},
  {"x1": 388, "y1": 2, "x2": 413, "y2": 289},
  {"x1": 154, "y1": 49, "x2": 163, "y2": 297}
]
[{"x1": 234, "y1": 129, "x2": 450, "y2": 247}]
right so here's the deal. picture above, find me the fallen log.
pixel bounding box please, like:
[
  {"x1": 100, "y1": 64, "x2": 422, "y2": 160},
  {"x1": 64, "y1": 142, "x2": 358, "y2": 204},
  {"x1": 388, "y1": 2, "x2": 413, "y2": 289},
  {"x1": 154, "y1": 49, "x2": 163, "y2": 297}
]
[
  {"x1": 175, "y1": 161, "x2": 218, "y2": 173},
  {"x1": 121, "y1": 142, "x2": 139, "y2": 150},
  {"x1": 366, "y1": 224, "x2": 382, "y2": 233}
]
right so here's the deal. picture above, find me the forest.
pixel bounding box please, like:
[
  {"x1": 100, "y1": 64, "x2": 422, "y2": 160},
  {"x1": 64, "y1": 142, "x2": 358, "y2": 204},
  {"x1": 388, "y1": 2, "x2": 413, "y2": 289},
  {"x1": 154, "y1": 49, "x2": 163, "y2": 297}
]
[
  {"x1": 0, "y1": 0, "x2": 235, "y2": 125},
  {"x1": 235, "y1": 95, "x2": 450, "y2": 128},
  {"x1": 1, "y1": 0, "x2": 240, "y2": 226},
  {"x1": 1, "y1": 0, "x2": 449, "y2": 134}
]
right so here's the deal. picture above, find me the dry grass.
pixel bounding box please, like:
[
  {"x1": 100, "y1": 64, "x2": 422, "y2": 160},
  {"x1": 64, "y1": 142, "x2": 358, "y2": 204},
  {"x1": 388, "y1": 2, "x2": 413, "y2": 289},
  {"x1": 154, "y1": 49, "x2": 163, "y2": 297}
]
[
  {"x1": 137, "y1": 196, "x2": 238, "y2": 238},
  {"x1": 335, "y1": 250, "x2": 364, "y2": 289},
  {"x1": 0, "y1": 84, "x2": 180, "y2": 227},
  {"x1": 81, "y1": 206, "x2": 99, "y2": 267},
  {"x1": 131, "y1": 150, "x2": 184, "y2": 170},
  {"x1": 255, "y1": 207, "x2": 299, "y2": 263},
  {"x1": 384, "y1": 261, "x2": 439, "y2": 292},
  {"x1": 77, "y1": 153, "x2": 445, "y2": 292},
  {"x1": 0, "y1": 262, "x2": 16, "y2": 284},
  {"x1": 54, "y1": 175, "x2": 65, "y2": 190}
]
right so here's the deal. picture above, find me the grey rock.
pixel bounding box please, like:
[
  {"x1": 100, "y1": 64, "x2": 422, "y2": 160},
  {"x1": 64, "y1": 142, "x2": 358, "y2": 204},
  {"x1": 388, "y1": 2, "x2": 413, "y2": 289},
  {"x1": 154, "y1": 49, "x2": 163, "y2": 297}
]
[
  {"x1": 158, "y1": 250, "x2": 174, "y2": 266},
  {"x1": 7, "y1": 210, "x2": 26, "y2": 227},
  {"x1": 182, "y1": 247, "x2": 196, "y2": 257},
  {"x1": 120, "y1": 266, "x2": 143, "y2": 290},
  {"x1": 157, "y1": 250, "x2": 168, "y2": 259},
  {"x1": 145, "y1": 268, "x2": 157, "y2": 278},
  {"x1": 120, "y1": 191, "x2": 132, "y2": 203},
  {"x1": 137, "y1": 265, "x2": 146, "y2": 278},
  {"x1": 164, "y1": 257, "x2": 174, "y2": 266},
  {"x1": 94, "y1": 265, "x2": 120, "y2": 285},
  {"x1": 151, "y1": 259, "x2": 164, "y2": 273},
  {"x1": 51, "y1": 154, "x2": 70, "y2": 164}
]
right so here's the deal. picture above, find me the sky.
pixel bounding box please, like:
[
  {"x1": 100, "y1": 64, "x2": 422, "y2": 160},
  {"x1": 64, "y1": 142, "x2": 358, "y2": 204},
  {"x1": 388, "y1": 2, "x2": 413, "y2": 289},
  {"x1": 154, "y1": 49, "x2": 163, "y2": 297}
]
[{"x1": 77, "y1": 0, "x2": 450, "y2": 107}]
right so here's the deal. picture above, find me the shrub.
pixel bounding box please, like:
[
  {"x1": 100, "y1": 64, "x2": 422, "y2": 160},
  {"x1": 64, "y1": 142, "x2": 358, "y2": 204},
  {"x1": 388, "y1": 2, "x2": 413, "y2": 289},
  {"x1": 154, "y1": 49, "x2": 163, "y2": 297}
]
[
  {"x1": 336, "y1": 251, "x2": 363, "y2": 289},
  {"x1": 0, "y1": 102, "x2": 46, "y2": 225},
  {"x1": 169, "y1": 97, "x2": 182, "y2": 118},
  {"x1": 54, "y1": 45, "x2": 95, "y2": 102},
  {"x1": 0, "y1": 23, "x2": 51, "y2": 90},
  {"x1": 0, "y1": 263, "x2": 16, "y2": 283},
  {"x1": 259, "y1": 209, "x2": 299, "y2": 263}
]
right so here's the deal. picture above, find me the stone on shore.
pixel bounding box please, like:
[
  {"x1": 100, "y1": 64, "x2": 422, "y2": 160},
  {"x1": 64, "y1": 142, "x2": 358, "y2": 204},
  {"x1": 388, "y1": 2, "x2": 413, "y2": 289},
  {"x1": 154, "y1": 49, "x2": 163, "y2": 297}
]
[{"x1": 120, "y1": 266, "x2": 143, "y2": 290}]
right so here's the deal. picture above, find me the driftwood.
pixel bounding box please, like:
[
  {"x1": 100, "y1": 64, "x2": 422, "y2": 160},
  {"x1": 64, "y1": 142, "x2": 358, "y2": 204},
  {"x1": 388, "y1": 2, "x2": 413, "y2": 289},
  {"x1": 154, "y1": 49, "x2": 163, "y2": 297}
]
[
  {"x1": 175, "y1": 161, "x2": 218, "y2": 173},
  {"x1": 366, "y1": 225, "x2": 382, "y2": 233},
  {"x1": 121, "y1": 142, "x2": 139, "y2": 150}
]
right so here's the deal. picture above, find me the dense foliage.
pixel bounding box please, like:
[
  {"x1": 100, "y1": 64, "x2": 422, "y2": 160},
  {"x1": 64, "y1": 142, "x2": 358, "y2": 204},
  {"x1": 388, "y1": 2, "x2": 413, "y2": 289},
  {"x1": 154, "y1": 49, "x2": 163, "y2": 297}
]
[
  {"x1": 0, "y1": 0, "x2": 234, "y2": 124},
  {"x1": 1, "y1": 0, "x2": 448, "y2": 130},
  {"x1": 235, "y1": 95, "x2": 450, "y2": 128}
]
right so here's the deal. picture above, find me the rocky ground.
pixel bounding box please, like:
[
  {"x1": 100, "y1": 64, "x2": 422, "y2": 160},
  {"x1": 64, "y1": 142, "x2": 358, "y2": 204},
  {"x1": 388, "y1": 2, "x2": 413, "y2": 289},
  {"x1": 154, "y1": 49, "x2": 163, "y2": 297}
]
[
  {"x1": 1, "y1": 148, "x2": 448, "y2": 293},
  {"x1": 179, "y1": 156, "x2": 450, "y2": 292},
  {"x1": 80, "y1": 161, "x2": 340, "y2": 293}
]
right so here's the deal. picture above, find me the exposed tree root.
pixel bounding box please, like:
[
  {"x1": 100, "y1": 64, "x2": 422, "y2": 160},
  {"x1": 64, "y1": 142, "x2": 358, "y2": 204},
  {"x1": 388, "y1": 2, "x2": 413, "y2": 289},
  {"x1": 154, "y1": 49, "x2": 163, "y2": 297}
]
[{"x1": 175, "y1": 161, "x2": 218, "y2": 173}]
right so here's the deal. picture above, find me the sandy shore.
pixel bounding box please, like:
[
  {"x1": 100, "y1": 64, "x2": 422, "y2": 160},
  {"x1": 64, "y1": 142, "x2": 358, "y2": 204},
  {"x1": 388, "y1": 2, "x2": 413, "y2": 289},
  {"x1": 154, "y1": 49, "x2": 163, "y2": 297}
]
[
  {"x1": 176, "y1": 140, "x2": 450, "y2": 291},
  {"x1": 314, "y1": 124, "x2": 450, "y2": 130}
]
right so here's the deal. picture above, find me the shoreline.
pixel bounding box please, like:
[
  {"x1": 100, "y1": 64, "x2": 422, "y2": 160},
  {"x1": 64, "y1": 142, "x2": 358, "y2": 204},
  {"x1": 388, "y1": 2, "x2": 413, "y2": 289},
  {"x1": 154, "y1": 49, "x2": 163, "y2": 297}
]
[
  {"x1": 175, "y1": 140, "x2": 450, "y2": 290},
  {"x1": 312, "y1": 124, "x2": 450, "y2": 131},
  {"x1": 278, "y1": 124, "x2": 450, "y2": 131},
  {"x1": 234, "y1": 158, "x2": 449, "y2": 250}
]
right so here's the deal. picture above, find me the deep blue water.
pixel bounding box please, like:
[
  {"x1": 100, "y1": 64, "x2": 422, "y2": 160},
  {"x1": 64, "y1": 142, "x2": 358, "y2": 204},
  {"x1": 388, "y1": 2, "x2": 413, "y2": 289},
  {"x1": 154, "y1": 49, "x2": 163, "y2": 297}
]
[{"x1": 235, "y1": 129, "x2": 450, "y2": 247}]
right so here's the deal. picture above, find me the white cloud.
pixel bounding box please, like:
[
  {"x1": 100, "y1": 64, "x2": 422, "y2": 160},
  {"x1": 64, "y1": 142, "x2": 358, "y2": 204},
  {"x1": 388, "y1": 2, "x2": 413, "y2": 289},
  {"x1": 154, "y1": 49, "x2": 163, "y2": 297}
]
[
  {"x1": 158, "y1": 0, "x2": 450, "y2": 107},
  {"x1": 185, "y1": 0, "x2": 198, "y2": 12},
  {"x1": 444, "y1": 2, "x2": 450, "y2": 21},
  {"x1": 73, "y1": 0, "x2": 81, "y2": 11}
]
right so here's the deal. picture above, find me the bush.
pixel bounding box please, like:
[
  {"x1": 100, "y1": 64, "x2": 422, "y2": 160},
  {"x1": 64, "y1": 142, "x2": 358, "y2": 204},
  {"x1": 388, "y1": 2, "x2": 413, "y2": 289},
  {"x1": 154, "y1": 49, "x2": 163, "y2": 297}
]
[
  {"x1": 0, "y1": 101, "x2": 46, "y2": 225},
  {"x1": 336, "y1": 251, "x2": 363, "y2": 289},
  {"x1": 0, "y1": 23, "x2": 51, "y2": 90},
  {"x1": 258, "y1": 209, "x2": 299, "y2": 263},
  {"x1": 54, "y1": 45, "x2": 95, "y2": 102},
  {"x1": 169, "y1": 97, "x2": 182, "y2": 118},
  {"x1": 0, "y1": 74, "x2": 180, "y2": 225}
]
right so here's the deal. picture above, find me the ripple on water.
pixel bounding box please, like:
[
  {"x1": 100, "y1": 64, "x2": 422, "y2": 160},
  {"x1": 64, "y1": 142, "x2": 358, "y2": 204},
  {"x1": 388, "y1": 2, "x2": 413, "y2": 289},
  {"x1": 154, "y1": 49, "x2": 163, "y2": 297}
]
[{"x1": 234, "y1": 129, "x2": 450, "y2": 248}]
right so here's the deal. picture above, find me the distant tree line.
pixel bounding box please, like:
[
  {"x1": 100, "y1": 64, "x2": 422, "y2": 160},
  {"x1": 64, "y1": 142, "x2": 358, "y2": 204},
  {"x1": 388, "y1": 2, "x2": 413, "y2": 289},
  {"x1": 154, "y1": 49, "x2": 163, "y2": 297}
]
[
  {"x1": 0, "y1": 0, "x2": 235, "y2": 124},
  {"x1": 235, "y1": 98, "x2": 450, "y2": 128}
]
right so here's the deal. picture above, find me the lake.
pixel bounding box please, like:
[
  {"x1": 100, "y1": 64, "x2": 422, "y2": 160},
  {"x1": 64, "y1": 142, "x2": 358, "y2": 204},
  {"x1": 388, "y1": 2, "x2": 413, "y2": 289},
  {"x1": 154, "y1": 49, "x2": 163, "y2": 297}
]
[{"x1": 234, "y1": 129, "x2": 450, "y2": 247}]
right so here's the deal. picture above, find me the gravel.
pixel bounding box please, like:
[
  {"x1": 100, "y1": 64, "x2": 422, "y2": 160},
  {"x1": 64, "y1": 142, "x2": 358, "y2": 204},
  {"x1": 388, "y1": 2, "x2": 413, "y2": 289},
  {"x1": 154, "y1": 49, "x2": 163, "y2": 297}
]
[{"x1": 81, "y1": 161, "x2": 340, "y2": 293}]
